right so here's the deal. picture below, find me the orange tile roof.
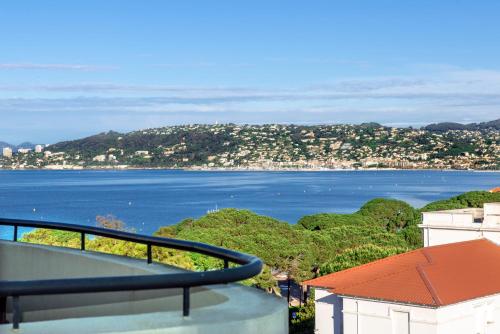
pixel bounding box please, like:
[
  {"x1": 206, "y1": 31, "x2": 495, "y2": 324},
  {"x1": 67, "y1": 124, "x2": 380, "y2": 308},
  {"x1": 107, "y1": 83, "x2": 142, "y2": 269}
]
[
  {"x1": 304, "y1": 239, "x2": 500, "y2": 307},
  {"x1": 490, "y1": 187, "x2": 500, "y2": 193}
]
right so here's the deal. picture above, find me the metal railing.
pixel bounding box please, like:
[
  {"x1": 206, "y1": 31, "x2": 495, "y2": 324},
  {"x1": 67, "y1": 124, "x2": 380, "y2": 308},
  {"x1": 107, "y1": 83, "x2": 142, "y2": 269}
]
[{"x1": 0, "y1": 218, "x2": 263, "y2": 329}]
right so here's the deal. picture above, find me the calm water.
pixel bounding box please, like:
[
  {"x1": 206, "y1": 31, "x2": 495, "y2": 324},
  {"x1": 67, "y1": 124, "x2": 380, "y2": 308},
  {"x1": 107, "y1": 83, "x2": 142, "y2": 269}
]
[{"x1": 0, "y1": 170, "x2": 498, "y2": 236}]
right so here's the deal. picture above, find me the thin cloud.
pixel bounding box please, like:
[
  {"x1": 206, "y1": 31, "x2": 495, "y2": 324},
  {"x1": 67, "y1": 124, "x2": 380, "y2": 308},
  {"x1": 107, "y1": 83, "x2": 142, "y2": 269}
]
[
  {"x1": 2, "y1": 67, "x2": 500, "y2": 98},
  {"x1": 0, "y1": 63, "x2": 118, "y2": 71},
  {"x1": 0, "y1": 67, "x2": 499, "y2": 125},
  {"x1": 150, "y1": 62, "x2": 253, "y2": 69},
  {"x1": 151, "y1": 62, "x2": 217, "y2": 68}
]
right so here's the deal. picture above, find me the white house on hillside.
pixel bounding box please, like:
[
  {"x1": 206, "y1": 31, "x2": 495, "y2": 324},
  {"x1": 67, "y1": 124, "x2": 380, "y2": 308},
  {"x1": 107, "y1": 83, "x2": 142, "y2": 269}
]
[{"x1": 305, "y1": 202, "x2": 500, "y2": 334}]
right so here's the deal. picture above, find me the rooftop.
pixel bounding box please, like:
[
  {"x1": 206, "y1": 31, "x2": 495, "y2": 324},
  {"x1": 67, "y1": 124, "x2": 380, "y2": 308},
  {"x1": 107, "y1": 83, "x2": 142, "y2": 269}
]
[
  {"x1": 304, "y1": 238, "x2": 500, "y2": 307},
  {"x1": 420, "y1": 202, "x2": 500, "y2": 229}
]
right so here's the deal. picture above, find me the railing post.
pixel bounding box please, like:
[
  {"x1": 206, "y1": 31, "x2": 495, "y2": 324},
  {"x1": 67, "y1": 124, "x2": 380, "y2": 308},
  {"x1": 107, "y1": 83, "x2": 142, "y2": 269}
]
[
  {"x1": 183, "y1": 287, "x2": 190, "y2": 317},
  {"x1": 0, "y1": 296, "x2": 6, "y2": 324},
  {"x1": 287, "y1": 279, "x2": 291, "y2": 304},
  {"x1": 13, "y1": 225, "x2": 18, "y2": 242},
  {"x1": 299, "y1": 284, "x2": 303, "y2": 307},
  {"x1": 304, "y1": 286, "x2": 310, "y2": 305},
  {"x1": 81, "y1": 232, "x2": 85, "y2": 250},
  {"x1": 223, "y1": 259, "x2": 229, "y2": 284},
  {"x1": 12, "y1": 296, "x2": 20, "y2": 330},
  {"x1": 147, "y1": 244, "x2": 152, "y2": 264}
]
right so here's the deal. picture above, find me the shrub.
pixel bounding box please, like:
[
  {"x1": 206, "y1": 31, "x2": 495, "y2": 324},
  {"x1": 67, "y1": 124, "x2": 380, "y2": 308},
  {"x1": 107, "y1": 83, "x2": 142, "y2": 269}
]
[
  {"x1": 290, "y1": 300, "x2": 315, "y2": 334},
  {"x1": 320, "y1": 244, "x2": 408, "y2": 275}
]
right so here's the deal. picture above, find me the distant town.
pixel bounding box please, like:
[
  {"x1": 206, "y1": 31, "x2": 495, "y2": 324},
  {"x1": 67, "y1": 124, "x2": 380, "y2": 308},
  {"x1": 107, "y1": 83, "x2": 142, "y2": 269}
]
[{"x1": 1, "y1": 121, "x2": 499, "y2": 171}]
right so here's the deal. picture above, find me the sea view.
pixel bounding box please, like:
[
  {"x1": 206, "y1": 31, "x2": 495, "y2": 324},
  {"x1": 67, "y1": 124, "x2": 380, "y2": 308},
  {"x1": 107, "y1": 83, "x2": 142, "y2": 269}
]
[
  {"x1": 3, "y1": 2, "x2": 500, "y2": 333},
  {"x1": 0, "y1": 169, "x2": 497, "y2": 237}
]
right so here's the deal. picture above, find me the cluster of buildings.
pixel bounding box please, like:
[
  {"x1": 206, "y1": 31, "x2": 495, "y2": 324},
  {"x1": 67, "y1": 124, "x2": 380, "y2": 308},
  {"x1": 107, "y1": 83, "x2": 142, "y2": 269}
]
[
  {"x1": 121, "y1": 124, "x2": 500, "y2": 170},
  {"x1": 0, "y1": 145, "x2": 87, "y2": 170},
  {"x1": 305, "y1": 201, "x2": 500, "y2": 334},
  {"x1": 0, "y1": 124, "x2": 498, "y2": 170},
  {"x1": 2, "y1": 145, "x2": 44, "y2": 158}
]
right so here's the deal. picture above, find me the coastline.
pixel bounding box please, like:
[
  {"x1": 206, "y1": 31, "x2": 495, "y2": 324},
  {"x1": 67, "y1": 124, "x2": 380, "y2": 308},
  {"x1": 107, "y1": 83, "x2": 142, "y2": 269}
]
[{"x1": 0, "y1": 166, "x2": 498, "y2": 172}]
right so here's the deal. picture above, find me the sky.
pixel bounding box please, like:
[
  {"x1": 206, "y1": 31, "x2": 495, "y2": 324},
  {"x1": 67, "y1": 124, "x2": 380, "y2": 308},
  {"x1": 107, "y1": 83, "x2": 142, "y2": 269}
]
[{"x1": 1, "y1": 0, "x2": 500, "y2": 144}]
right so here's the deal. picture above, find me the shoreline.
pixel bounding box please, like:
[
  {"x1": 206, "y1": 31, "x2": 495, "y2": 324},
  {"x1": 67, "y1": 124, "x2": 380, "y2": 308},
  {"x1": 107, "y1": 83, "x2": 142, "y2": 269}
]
[{"x1": 0, "y1": 166, "x2": 498, "y2": 172}]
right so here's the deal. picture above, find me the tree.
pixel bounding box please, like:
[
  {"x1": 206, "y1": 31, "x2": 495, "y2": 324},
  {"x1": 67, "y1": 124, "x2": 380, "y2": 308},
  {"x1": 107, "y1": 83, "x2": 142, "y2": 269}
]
[
  {"x1": 96, "y1": 214, "x2": 131, "y2": 231},
  {"x1": 358, "y1": 198, "x2": 420, "y2": 232},
  {"x1": 320, "y1": 244, "x2": 408, "y2": 275},
  {"x1": 420, "y1": 191, "x2": 500, "y2": 212}
]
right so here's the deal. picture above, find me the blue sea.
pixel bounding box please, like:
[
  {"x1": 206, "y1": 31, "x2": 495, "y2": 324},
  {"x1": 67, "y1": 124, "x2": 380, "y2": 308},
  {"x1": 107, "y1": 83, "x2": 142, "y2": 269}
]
[{"x1": 0, "y1": 170, "x2": 498, "y2": 237}]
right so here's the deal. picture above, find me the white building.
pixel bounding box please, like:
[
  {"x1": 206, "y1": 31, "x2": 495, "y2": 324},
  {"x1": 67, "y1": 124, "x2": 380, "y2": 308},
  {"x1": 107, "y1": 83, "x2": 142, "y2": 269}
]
[
  {"x1": 93, "y1": 154, "x2": 106, "y2": 162},
  {"x1": 35, "y1": 144, "x2": 44, "y2": 153},
  {"x1": 2, "y1": 147, "x2": 12, "y2": 158},
  {"x1": 419, "y1": 203, "x2": 500, "y2": 247},
  {"x1": 306, "y1": 202, "x2": 500, "y2": 334},
  {"x1": 17, "y1": 148, "x2": 32, "y2": 154}
]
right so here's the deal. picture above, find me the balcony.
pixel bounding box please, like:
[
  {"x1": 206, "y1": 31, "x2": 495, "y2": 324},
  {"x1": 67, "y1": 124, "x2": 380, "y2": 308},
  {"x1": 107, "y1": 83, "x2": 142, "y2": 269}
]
[{"x1": 0, "y1": 219, "x2": 288, "y2": 334}]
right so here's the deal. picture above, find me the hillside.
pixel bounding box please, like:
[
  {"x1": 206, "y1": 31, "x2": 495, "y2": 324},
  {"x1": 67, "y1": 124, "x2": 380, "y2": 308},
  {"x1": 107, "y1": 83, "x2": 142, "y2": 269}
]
[
  {"x1": 7, "y1": 122, "x2": 496, "y2": 170},
  {"x1": 423, "y1": 118, "x2": 500, "y2": 132}
]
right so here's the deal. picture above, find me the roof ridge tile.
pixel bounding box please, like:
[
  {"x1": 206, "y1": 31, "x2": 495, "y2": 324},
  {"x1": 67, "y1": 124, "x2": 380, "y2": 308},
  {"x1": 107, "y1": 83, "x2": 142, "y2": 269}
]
[{"x1": 416, "y1": 264, "x2": 442, "y2": 306}]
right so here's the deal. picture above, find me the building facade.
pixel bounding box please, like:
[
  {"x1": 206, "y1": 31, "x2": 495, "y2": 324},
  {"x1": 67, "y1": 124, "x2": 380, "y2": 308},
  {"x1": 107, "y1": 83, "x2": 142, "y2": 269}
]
[
  {"x1": 2, "y1": 147, "x2": 12, "y2": 158},
  {"x1": 314, "y1": 289, "x2": 500, "y2": 334},
  {"x1": 17, "y1": 148, "x2": 31, "y2": 154}
]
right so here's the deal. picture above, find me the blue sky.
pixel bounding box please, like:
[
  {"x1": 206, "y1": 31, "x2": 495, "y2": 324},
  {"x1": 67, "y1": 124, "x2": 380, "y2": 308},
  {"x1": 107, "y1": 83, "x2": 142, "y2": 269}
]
[{"x1": 1, "y1": 0, "x2": 500, "y2": 143}]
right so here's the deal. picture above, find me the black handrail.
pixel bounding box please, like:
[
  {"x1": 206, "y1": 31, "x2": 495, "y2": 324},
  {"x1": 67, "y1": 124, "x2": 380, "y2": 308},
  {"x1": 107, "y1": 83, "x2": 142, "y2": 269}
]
[{"x1": 0, "y1": 218, "x2": 263, "y2": 329}]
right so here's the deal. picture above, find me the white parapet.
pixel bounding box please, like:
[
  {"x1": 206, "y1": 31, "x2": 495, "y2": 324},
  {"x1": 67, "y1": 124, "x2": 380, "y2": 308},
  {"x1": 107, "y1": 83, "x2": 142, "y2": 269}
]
[
  {"x1": 421, "y1": 212, "x2": 475, "y2": 228},
  {"x1": 419, "y1": 203, "x2": 500, "y2": 247},
  {"x1": 484, "y1": 203, "x2": 500, "y2": 226}
]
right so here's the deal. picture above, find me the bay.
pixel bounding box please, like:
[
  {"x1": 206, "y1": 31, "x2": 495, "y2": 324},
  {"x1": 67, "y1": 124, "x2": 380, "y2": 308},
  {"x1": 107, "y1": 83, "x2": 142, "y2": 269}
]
[{"x1": 0, "y1": 170, "x2": 498, "y2": 237}]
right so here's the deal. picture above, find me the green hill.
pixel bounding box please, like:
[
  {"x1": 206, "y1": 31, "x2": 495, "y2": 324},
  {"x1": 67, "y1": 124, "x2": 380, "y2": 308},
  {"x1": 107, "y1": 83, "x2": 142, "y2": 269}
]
[{"x1": 37, "y1": 122, "x2": 499, "y2": 170}]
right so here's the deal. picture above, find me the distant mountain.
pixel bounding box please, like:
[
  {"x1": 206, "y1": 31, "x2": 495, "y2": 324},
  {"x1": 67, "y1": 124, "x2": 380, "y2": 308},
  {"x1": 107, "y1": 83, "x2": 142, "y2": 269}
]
[
  {"x1": 0, "y1": 141, "x2": 12, "y2": 150},
  {"x1": 15, "y1": 142, "x2": 36, "y2": 149},
  {"x1": 0, "y1": 141, "x2": 36, "y2": 151},
  {"x1": 423, "y1": 119, "x2": 500, "y2": 132}
]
